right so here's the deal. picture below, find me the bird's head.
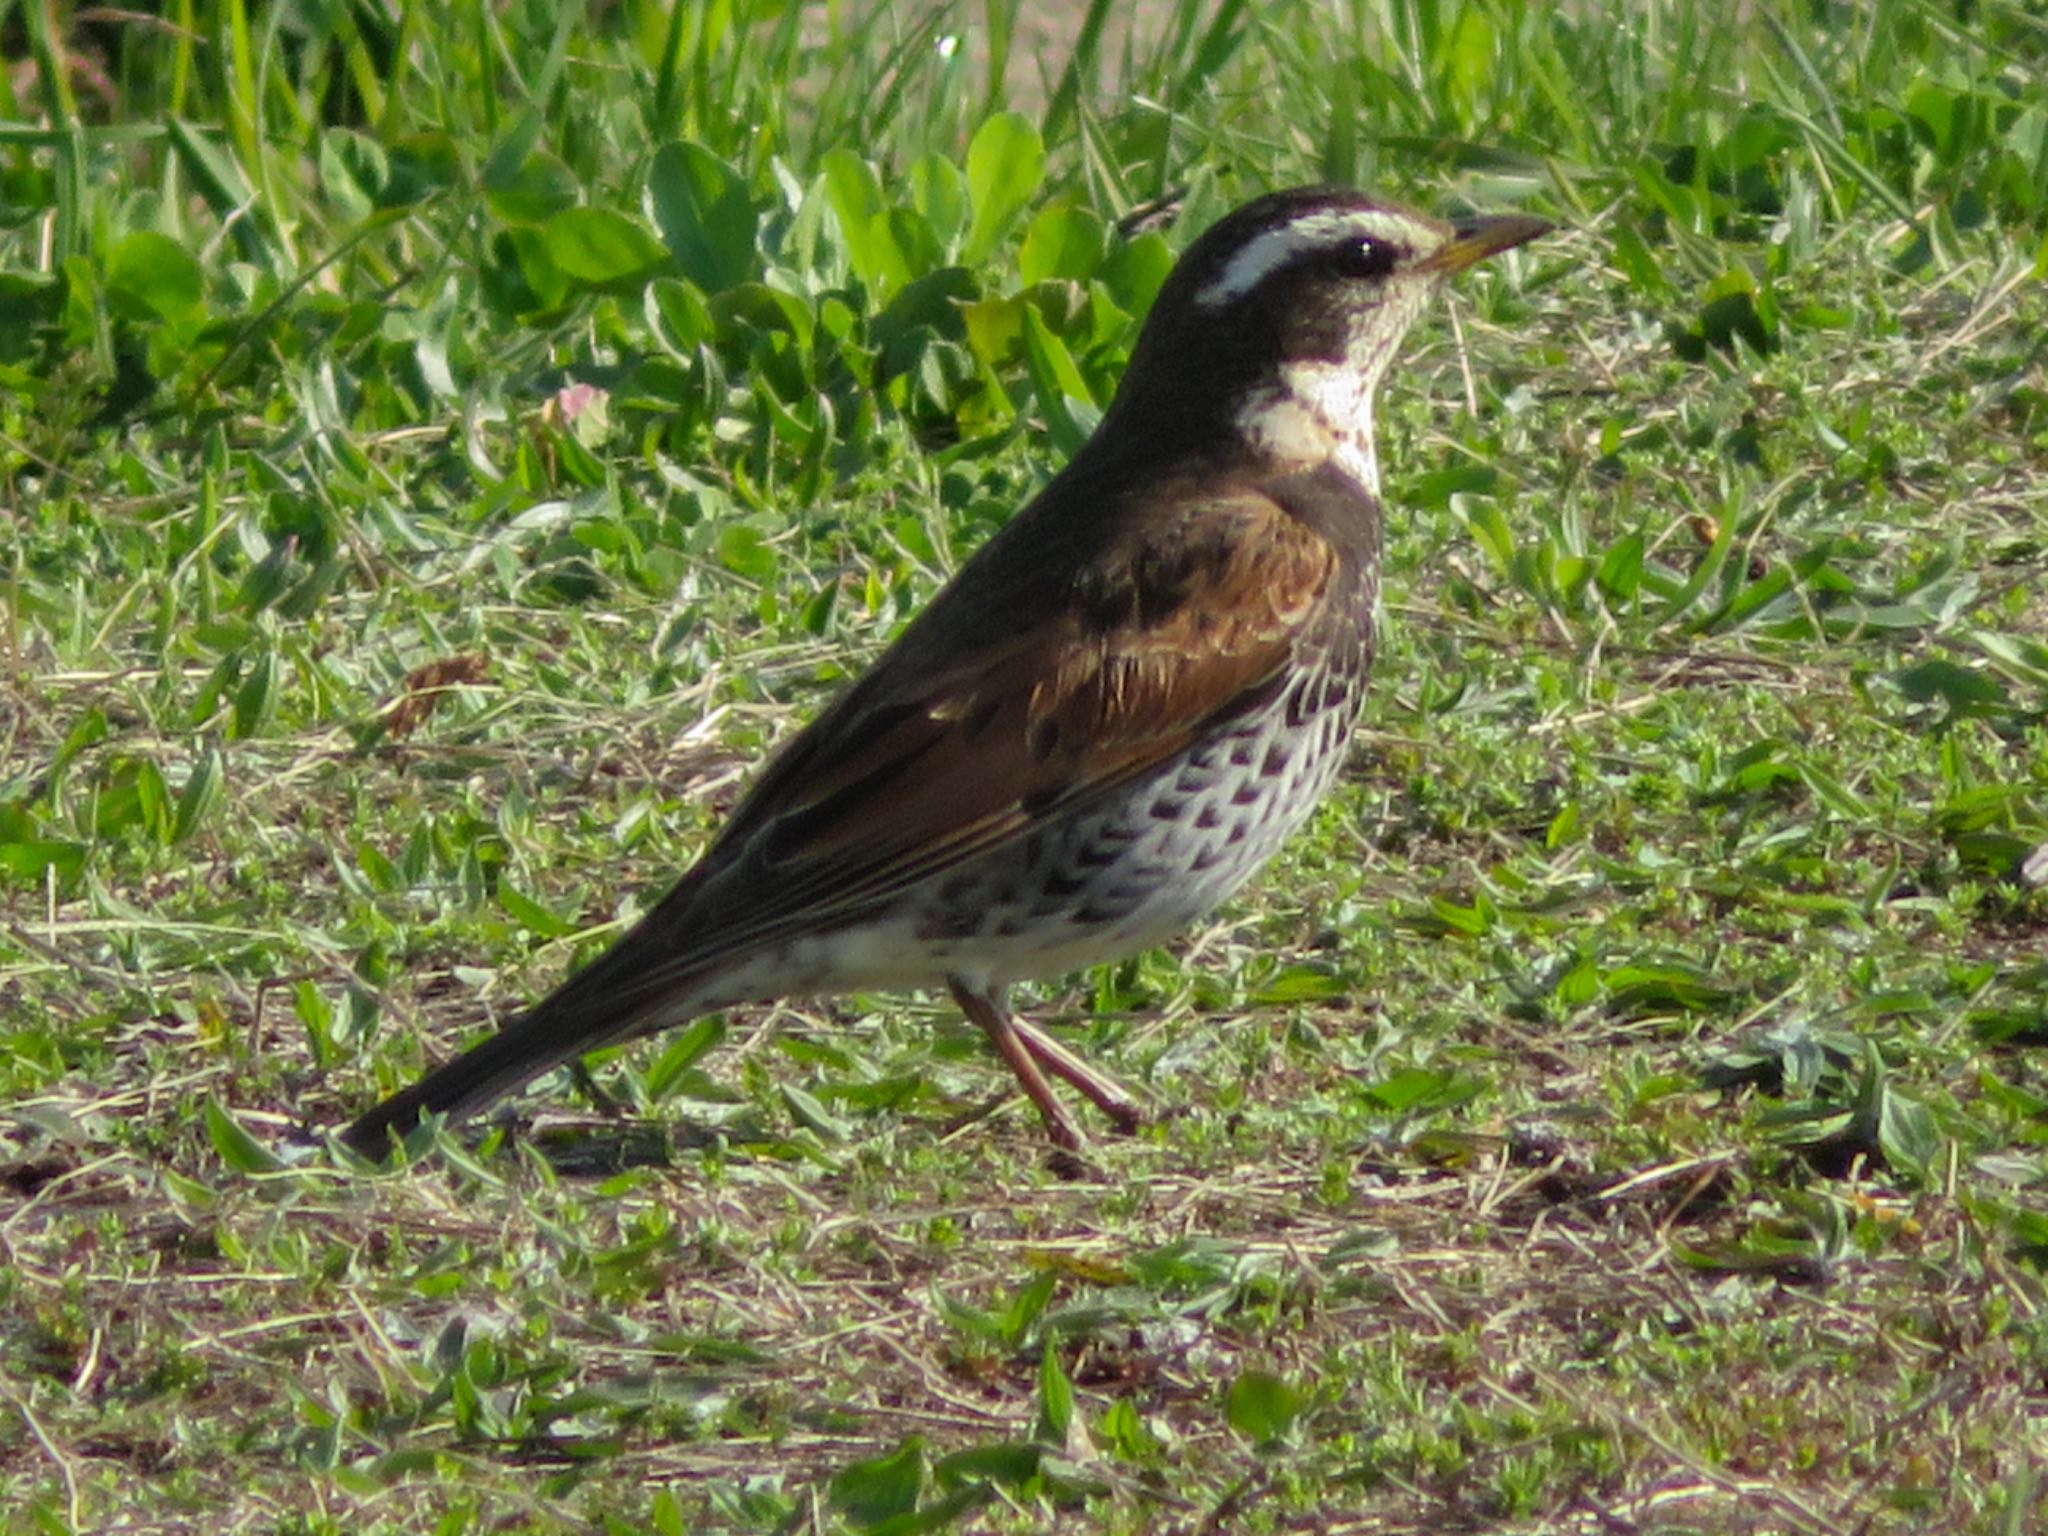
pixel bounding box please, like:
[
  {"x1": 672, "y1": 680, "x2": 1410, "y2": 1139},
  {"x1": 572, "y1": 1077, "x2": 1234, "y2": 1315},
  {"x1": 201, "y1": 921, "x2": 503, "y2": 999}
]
[{"x1": 1099, "y1": 187, "x2": 1547, "y2": 494}]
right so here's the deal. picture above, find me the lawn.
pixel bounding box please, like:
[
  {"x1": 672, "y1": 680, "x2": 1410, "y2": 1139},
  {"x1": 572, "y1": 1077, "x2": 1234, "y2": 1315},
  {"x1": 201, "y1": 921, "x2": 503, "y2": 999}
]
[{"x1": 4, "y1": 1, "x2": 2047, "y2": 1532}]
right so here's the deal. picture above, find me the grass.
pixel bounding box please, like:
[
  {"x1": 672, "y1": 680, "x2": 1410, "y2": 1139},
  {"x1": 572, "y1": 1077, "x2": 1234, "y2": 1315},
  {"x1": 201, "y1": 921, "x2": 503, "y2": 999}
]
[{"x1": 4, "y1": 0, "x2": 2048, "y2": 1530}]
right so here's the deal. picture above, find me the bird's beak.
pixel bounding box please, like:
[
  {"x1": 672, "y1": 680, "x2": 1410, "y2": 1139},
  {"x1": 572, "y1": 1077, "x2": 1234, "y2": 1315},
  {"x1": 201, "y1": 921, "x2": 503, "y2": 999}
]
[{"x1": 1423, "y1": 212, "x2": 1551, "y2": 275}]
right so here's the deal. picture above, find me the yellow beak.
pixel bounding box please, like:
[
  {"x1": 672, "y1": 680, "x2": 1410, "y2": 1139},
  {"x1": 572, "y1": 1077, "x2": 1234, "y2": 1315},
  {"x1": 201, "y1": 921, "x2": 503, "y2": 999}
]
[{"x1": 1423, "y1": 212, "x2": 1551, "y2": 275}]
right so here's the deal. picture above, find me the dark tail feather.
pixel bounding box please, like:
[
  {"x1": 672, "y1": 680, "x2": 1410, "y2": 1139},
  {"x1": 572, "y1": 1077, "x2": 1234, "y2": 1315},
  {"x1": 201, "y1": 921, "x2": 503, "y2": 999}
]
[{"x1": 336, "y1": 921, "x2": 714, "y2": 1160}]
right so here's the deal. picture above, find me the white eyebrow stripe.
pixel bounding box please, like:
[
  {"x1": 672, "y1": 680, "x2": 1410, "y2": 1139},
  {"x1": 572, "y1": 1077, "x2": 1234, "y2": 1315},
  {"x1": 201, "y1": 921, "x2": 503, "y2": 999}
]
[{"x1": 1193, "y1": 209, "x2": 1426, "y2": 309}]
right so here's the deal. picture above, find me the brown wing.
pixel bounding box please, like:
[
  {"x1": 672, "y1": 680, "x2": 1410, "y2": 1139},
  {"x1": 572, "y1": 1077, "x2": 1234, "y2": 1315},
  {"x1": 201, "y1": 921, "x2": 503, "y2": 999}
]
[
  {"x1": 337, "y1": 480, "x2": 1355, "y2": 1152},
  {"x1": 661, "y1": 483, "x2": 1341, "y2": 954}
]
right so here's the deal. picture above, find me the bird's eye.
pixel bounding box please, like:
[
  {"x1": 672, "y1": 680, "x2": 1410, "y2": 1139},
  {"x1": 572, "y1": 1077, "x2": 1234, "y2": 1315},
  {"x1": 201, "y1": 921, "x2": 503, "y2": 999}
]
[{"x1": 1330, "y1": 238, "x2": 1398, "y2": 280}]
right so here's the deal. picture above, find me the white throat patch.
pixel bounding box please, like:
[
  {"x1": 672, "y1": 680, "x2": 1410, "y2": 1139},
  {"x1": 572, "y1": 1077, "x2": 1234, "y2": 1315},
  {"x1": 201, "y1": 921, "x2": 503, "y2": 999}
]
[
  {"x1": 1236, "y1": 363, "x2": 1381, "y2": 496},
  {"x1": 1194, "y1": 208, "x2": 1429, "y2": 309},
  {"x1": 1234, "y1": 278, "x2": 1435, "y2": 496}
]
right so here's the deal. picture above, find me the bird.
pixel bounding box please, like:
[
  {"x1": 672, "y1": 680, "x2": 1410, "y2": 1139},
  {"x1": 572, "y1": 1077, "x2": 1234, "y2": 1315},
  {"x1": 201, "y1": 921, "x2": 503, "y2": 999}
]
[{"x1": 339, "y1": 186, "x2": 1547, "y2": 1161}]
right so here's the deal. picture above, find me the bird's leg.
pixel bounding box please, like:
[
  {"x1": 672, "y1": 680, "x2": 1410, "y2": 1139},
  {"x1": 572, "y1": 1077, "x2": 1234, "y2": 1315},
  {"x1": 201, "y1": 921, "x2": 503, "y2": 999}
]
[
  {"x1": 1007, "y1": 1017, "x2": 1143, "y2": 1134},
  {"x1": 946, "y1": 977, "x2": 1083, "y2": 1153}
]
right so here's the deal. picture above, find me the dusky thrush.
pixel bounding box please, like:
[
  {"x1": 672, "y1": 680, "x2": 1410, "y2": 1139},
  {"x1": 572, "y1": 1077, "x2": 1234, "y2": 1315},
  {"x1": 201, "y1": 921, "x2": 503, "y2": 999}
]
[{"x1": 341, "y1": 187, "x2": 1547, "y2": 1159}]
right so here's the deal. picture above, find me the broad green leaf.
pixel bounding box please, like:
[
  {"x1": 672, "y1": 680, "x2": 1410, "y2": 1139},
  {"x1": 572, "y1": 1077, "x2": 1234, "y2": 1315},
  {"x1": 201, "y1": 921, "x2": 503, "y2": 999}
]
[
  {"x1": 1704, "y1": 562, "x2": 1794, "y2": 631},
  {"x1": 873, "y1": 268, "x2": 977, "y2": 400},
  {"x1": 1096, "y1": 1397, "x2": 1160, "y2": 1462},
  {"x1": 931, "y1": 1285, "x2": 1003, "y2": 1344},
  {"x1": 93, "y1": 757, "x2": 169, "y2": 840},
  {"x1": 716, "y1": 524, "x2": 778, "y2": 582},
  {"x1": 51, "y1": 707, "x2": 109, "y2": 778},
  {"x1": 867, "y1": 1488, "x2": 983, "y2": 1535},
  {"x1": 1877, "y1": 1083, "x2": 1940, "y2": 1186},
  {"x1": 319, "y1": 129, "x2": 391, "y2": 219},
  {"x1": 1035, "y1": 1339, "x2": 1074, "y2": 1445},
  {"x1": 1427, "y1": 891, "x2": 1494, "y2": 936},
  {"x1": 932, "y1": 1441, "x2": 1043, "y2": 1486},
  {"x1": 714, "y1": 279, "x2": 815, "y2": 345},
  {"x1": 649, "y1": 1487, "x2": 686, "y2": 1536},
  {"x1": 780, "y1": 1083, "x2": 848, "y2": 1140},
  {"x1": 1225, "y1": 1369, "x2": 1305, "y2": 1445},
  {"x1": 646, "y1": 275, "x2": 716, "y2": 356},
  {"x1": 1553, "y1": 952, "x2": 1599, "y2": 1005},
  {"x1": 1545, "y1": 802, "x2": 1583, "y2": 851},
  {"x1": 499, "y1": 882, "x2": 574, "y2": 938},
  {"x1": 231, "y1": 652, "x2": 279, "y2": 739},
  {"x1": 1595, "y1": 532, "x2": 1644, "y2": 601},
  {"x1": 997, "y1": 1269, "x2": 1056, "y2": 1348},
  {"x1": 1609, "y1": 221, "x2": 1672, "y2": 295},
  {"x1": 206, "y1": 1099, "x2": 284, "y2": 1173},
  {"x1": 0, "y1": 839, "x2": 88, "y2": 885},
  {"x1": 171, "y1": 753, "x2": 225, "y2": 847},
  {"x1": 1250, "y1": 965, "x2": 1346, "y2": 1005},
  {"x1": 643, "y1": 1017, "x2": 725, "y2": 1101},
  {"x1": 1966, "y1": 629, "x2": 2048, "y2": 690},
  {"x1": 961, "y1": 293, "x2": 1025, "y2": 368},
  {"x1": 885, "y1": 205, "x2": 945, "y2": 282},
  {"x1": 1099, "y1": 229, "x2": 1174, "y2": 315},
  {"x1": 108, "y1": 232, "x2": 203, "y2": 319},
  {"x1": 1797, "y1": 760, "x2": 1873, "y2": 819},
  {"x1": 647, "y1": 141, "x2": 757, "y2": 292},
  {"x1": 1019, "y1": 204, "x2": 1107, "y2": 284},
  {"x1": 541, "y1": 208, "x2": 670, "y2": 286},
  {"x1": 963, "y1": 112, "x2": 1043, "y2": 263},
  {"x1": 908, "y1": 153, "x2": 969, "y2": 252},
  {"x1": 1892, "y1": 659, "x2": 2008, "y2": 714},
  {"x1": 1358, "y1": 1067, "x2": 1485, "y2": 1113},
  {"x1": 384, "y1": 130, "x2": 462, "y2": 206},
  {"x1": 830, "y1": 1437, "x2": 926, "y2": 1525},
  {"x1": 278, "y1": 555, "x2": 346, "y2": 621},
  {"x1": 822, "y1": 150, "x2": 911, "y2": 295},
  {"x1": 1019, "y1": 306, "x2": 1098, "y2": 455},
  {"x1": 484, "y1": 151, "x2": 578, "y2": 227},
  {"x1": 1604, "y1": 961, "x2": 1733, "y2": 1014},
  {"x1": 506, "y1": 226, "x2": 569, "y2": 309}
]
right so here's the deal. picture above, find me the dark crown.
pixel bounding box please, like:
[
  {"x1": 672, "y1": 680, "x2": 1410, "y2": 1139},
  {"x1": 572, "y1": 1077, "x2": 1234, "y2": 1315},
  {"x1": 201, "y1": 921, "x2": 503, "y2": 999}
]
[{"x1": 1087, "y1": 189, "x2": 1501, "y2": 476}]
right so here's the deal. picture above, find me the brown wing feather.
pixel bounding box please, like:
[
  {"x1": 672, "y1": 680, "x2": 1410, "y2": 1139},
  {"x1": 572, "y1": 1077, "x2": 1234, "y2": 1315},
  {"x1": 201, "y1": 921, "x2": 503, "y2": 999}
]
[
  {"x1": 337, "y1": 482, "x2": 1355, "y2": 1154},
  {"x1": 664, "y1": 486, "x2": 1339, "y2": 952}
]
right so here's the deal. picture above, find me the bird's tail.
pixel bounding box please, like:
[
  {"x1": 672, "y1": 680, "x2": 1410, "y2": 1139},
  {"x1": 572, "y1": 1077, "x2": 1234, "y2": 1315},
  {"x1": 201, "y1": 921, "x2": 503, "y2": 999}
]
[{"x1": 336, "y1": 915, "x2": 719, "y2": 1160}]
